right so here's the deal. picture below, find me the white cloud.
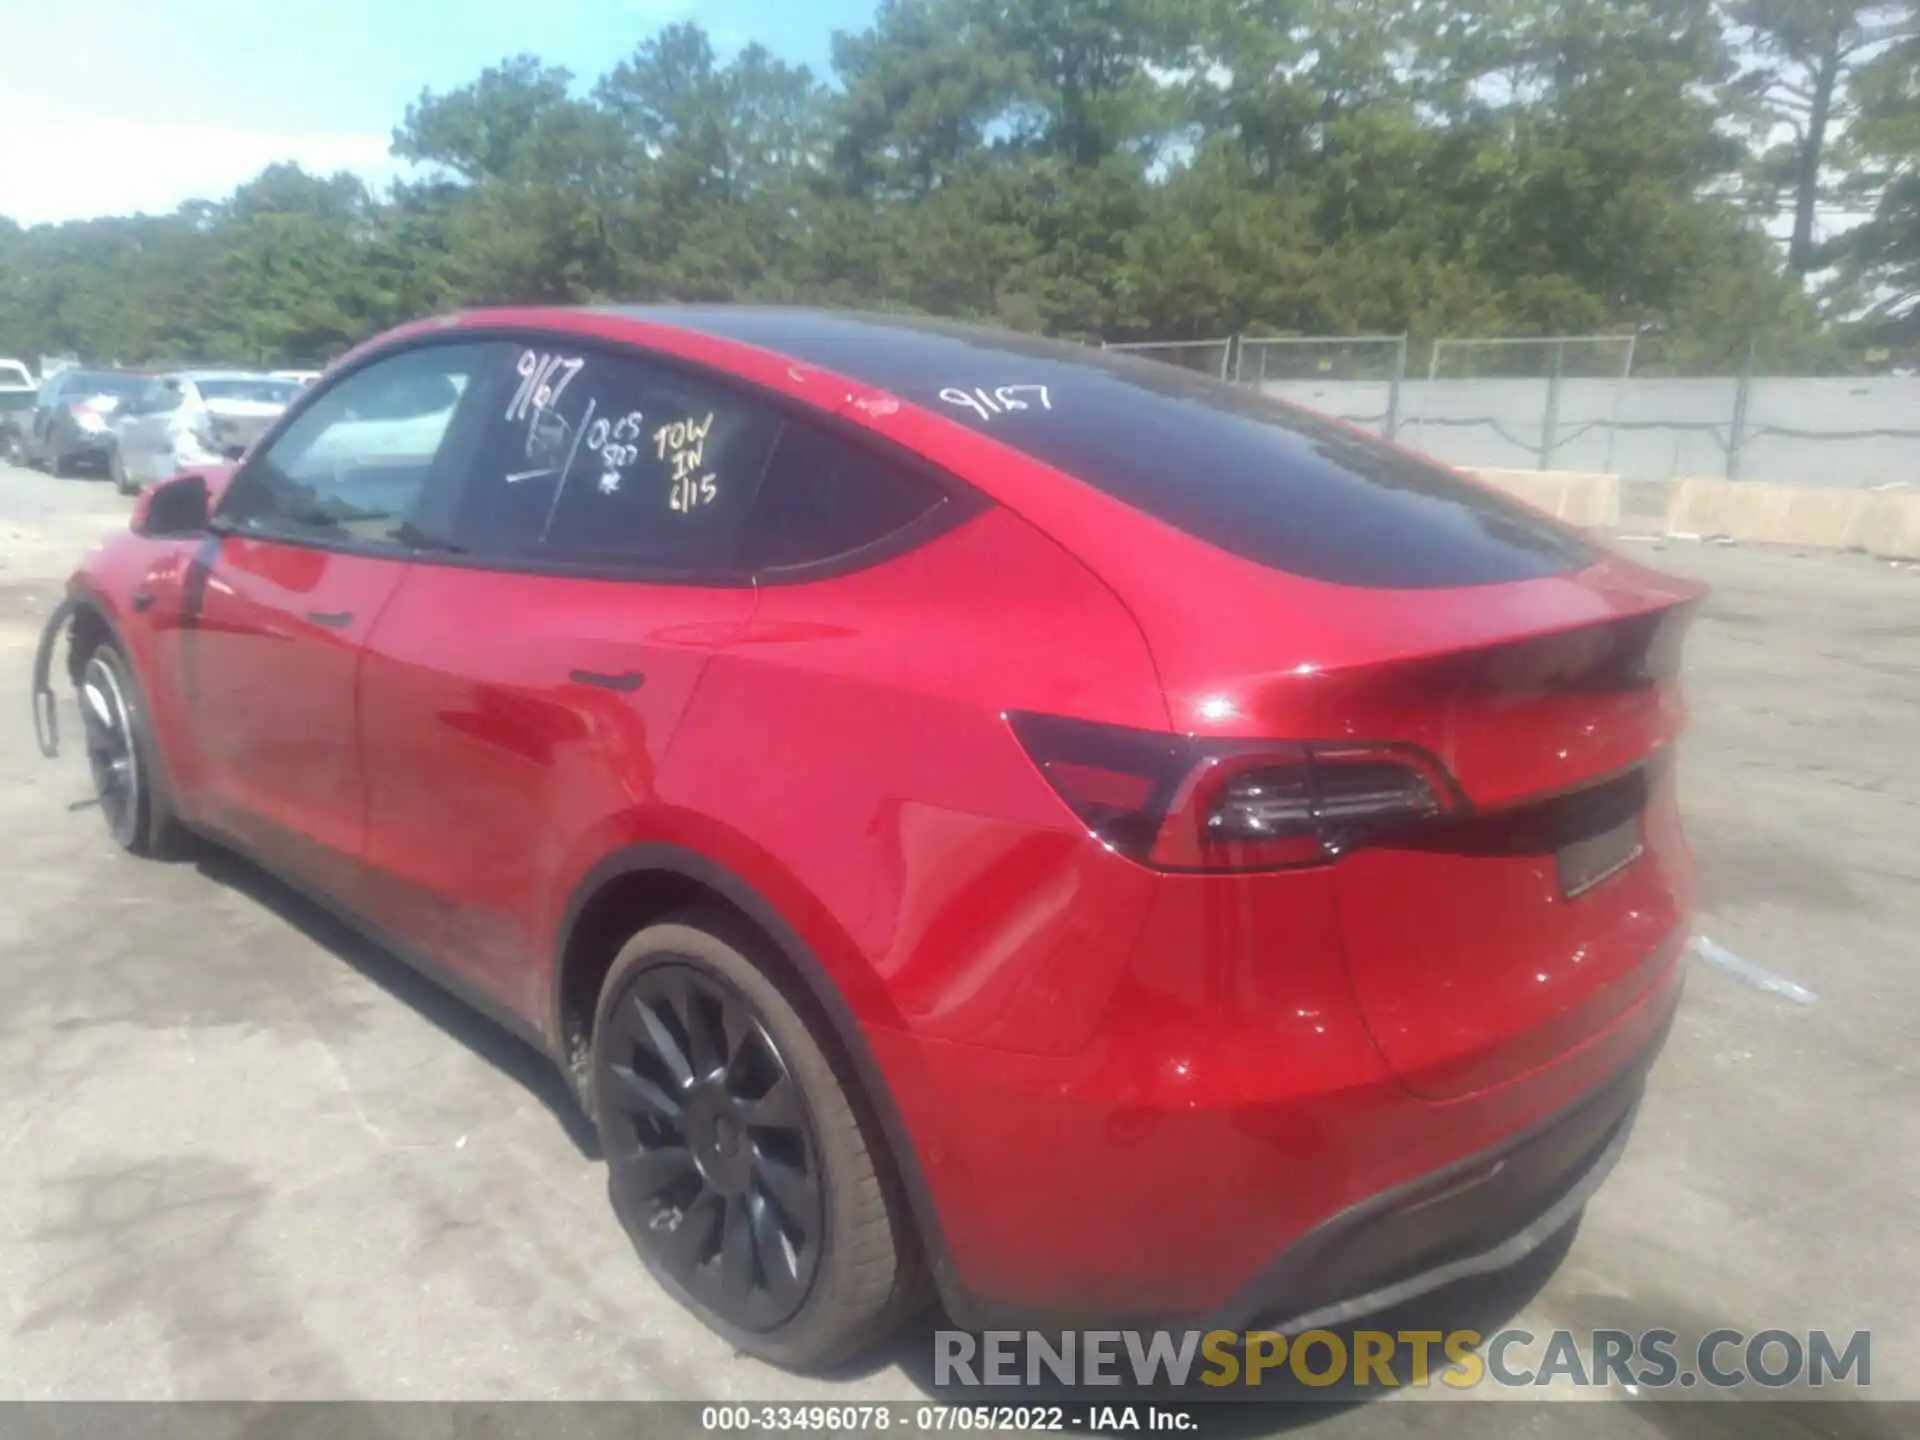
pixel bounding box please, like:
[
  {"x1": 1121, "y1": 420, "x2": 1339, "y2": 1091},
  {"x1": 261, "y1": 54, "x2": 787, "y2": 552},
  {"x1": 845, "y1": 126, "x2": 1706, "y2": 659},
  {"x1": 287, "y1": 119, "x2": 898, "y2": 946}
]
[{"x1": 0, "y1": 91, "x2": 406, "y2": 226}]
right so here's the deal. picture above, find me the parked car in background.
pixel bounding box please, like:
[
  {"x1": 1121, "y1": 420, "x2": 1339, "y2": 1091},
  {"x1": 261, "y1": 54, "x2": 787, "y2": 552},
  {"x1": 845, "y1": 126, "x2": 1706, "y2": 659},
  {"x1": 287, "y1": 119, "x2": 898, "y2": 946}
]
[
  {"x1": 109, "y1": 371, "x2": 304, "y2": 494},
  {"x1": 269, "y1": 368, "x2": 323, "y2": 388},
  {"x1": 26, "y1": 368, "x2": 148, "y2": 476},
  {"x1": 0, "y1": 358, "x2": 35, "y2": 464}
]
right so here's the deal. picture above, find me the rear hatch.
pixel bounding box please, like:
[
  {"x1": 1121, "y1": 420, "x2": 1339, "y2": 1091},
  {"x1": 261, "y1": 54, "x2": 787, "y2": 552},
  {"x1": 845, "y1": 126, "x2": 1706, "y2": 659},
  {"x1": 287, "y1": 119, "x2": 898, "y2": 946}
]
[
  {"x1": 201, "y1": 398, "x2": 288, "y2": 453},
  {"x1": 193, "y1": 378, "x2": 301, "y2": 455},
  {"x1": 1076, "y1": 557, "x2": 1702, "y2": 1101},
  {"x1": 905, "y1": 356, "x2": 1707, "y2": 1100},
  {"x1": 1270, "y1": 602, "x2": 1698, "y2": 1098}
]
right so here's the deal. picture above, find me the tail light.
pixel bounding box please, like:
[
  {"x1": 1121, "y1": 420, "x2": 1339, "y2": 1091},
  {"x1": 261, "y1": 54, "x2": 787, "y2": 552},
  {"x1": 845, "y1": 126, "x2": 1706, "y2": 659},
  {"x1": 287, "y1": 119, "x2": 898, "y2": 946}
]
[{"x1": 1009, "y1": 712, "x2": 1467, "y2": 873}]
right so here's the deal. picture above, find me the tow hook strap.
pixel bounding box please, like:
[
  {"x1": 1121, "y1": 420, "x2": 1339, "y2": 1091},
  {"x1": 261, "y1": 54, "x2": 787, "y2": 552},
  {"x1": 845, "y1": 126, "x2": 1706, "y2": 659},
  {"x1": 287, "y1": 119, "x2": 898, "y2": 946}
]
[{"x1": 31, "y1": 597, "x2": 79, "y2": 760}]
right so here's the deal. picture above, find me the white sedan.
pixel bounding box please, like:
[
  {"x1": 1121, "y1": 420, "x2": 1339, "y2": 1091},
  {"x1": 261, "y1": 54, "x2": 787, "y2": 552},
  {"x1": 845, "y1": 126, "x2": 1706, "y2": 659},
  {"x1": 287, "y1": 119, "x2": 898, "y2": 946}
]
[{"x1": 109, "y1": 371, "x2": 305, "y2": 494}]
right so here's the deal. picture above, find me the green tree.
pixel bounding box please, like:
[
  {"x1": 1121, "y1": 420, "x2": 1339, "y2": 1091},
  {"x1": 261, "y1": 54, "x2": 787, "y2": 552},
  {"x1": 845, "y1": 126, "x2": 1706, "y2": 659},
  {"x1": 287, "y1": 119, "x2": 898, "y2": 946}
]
[
  {"x1": 1825, "y1": 27, "x2": 1920, "y2": 336},
  {"x1": 1722, "y1": 1, "x2": 1920, "y2": 274}
]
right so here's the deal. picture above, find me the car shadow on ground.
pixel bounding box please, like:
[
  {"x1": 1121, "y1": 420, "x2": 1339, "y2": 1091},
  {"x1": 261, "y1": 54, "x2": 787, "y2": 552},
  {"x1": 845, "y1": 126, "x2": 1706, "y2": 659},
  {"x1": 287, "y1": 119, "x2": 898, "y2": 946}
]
[
  {"x1": 175, "y1": 833, "x2": 1568, "y2": 1431},
  {"x1": 156, "y1": 844, "x2": 1886, "y2": 1438},
  {"x1": 184, "y1": 839, "x2": 602, "y2": 1160}
]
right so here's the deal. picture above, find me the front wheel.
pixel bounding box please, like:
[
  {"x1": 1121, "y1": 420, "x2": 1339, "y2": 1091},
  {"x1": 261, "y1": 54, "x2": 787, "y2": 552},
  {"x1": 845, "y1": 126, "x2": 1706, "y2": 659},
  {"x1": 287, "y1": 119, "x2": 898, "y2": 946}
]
[
  {"x1": 77, "y1": 642, "x2": 186, "y2": 856},
  {"x1": 590, "y1": 913, "x2": 926, "y2": 1369},
  {"x1": 110, "y1": 450, "x2": 136, "y2": 494}
]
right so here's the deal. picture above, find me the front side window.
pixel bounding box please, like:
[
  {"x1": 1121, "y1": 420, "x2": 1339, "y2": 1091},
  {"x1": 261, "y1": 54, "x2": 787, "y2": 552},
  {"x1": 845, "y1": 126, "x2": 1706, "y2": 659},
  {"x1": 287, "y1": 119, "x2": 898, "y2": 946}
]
[
  {"x1": 220, "y1": 343, "x2": 492, "y2": 548},
  {"x1": 457, "y1": 345, "x2": 781, "y2": 573}
]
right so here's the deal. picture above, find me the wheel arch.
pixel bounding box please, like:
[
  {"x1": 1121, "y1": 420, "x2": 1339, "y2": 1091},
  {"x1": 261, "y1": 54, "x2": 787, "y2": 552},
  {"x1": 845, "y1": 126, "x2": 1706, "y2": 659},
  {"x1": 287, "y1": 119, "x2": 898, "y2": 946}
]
[
  {"x1": 551, "y1": 841, "x2": 968, "y2": 1318},
  {"x1": 64, "y1": 596, "x2": 114, "y2": 687}
]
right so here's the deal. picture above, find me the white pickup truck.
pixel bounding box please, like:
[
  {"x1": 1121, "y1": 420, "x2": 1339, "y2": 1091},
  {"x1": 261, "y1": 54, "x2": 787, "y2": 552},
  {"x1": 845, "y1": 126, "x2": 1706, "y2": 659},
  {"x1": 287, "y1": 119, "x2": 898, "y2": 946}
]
[{"x1": 0, "y1": 358, "x2": 36, "y2": 464}]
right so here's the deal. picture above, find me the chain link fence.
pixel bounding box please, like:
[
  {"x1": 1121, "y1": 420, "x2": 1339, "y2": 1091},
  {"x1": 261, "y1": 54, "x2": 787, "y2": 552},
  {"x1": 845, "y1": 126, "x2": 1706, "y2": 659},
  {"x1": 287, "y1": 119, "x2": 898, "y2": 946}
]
[
  {"x1": 1102, "y1": 333, "x2": 1920, "y2": 488},
  {"x1": 1100, "y1": 338, "x2": 1233, "y2": 380},
  {"x1": 1234, "y1": 335, "x2": 1410, "y2": 439},
  {"x1": 1404, "y1": 335, "x2": 1639, "y2": 473}
]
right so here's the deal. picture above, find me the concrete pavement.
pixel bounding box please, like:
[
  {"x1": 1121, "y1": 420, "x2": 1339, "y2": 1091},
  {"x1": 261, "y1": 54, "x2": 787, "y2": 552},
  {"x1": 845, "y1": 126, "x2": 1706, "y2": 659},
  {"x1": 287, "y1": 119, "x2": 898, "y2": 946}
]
[{"x1": 0, "y1": 463, "x2": 1911, "y2": 1426}]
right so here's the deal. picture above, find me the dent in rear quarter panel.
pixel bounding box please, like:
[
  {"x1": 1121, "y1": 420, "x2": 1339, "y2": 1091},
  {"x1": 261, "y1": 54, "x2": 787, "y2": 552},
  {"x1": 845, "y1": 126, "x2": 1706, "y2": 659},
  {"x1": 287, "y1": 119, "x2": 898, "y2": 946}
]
[{"x1": 656, "y1": 506, "x2": 1169, "y2": 1059}]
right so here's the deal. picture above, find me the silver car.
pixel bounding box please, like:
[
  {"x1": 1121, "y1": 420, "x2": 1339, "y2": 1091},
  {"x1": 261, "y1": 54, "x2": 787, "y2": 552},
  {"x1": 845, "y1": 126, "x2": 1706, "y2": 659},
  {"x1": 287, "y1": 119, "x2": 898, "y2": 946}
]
[{"x1": 110, "y1": 371, "x2": 304, "y2": 494}]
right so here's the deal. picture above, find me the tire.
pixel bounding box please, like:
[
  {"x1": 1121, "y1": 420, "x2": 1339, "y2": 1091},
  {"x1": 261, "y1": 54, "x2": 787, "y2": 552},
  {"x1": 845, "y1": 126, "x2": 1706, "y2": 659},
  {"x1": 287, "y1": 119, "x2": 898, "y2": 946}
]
[
  {"x1": 75, "y1": 640, "x2": 188, "y2": 857},
  {"x1": 49, "y1": 443, "x2": 73, "y2": 478},
  {"x1": 590, "y1": 910, "x2": 927, "y2": 1369},
  {"x1": 110, "y1": 449, "x2": 137, "y2": 495}
]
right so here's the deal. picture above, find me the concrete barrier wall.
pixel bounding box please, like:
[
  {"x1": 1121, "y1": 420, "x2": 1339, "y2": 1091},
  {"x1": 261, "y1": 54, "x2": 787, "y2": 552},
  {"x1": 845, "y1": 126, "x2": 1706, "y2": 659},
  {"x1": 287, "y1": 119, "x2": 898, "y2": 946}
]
[
  {"x1": 1668, "y1": 478, "x2": 1920, "y2": 559},
  {"x1": 1466, "y1": 468, "x2": 1622, "y2": 529},
  {"x1": 1466, "y1": 467, "x2": 1920, "y2": 558},
  {"x1": 1265, "y1": 375, "x2": 1920, "y2": 488}
]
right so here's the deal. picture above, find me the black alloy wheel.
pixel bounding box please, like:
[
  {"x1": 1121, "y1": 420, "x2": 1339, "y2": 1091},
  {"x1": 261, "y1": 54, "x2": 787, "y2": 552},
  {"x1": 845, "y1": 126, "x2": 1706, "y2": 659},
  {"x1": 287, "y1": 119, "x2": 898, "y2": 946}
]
[
  {"x1": 597, "y1": 960, "x2": 825, "y2": 1333},
  {"x1": 79, "y1": 650, "x2": 142, "y2": 849}
]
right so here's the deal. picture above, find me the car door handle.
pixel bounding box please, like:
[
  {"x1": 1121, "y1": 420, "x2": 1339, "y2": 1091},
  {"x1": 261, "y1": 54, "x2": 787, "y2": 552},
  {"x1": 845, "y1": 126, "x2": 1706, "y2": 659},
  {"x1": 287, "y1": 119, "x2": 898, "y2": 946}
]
[
  {"x1": 569, "y1": 669, "x2": 646, "y2": 692},
  {"x1": 306, "y1": 610, "x2": 353, "y2": 628},
  {"x1": 130, "y1": 588, "x2": 155, "y2": 613}
]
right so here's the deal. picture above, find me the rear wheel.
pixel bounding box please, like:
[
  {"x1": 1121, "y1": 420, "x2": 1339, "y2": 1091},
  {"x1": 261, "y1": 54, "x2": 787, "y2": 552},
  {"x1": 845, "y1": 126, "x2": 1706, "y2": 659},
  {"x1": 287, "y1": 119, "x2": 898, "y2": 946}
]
[
  {"x1": 77, "y1": 641, "x2": 186, "y2": 857},
  {"x1": 590, "y1": 912, "x2": 925, "y2": 1369}
]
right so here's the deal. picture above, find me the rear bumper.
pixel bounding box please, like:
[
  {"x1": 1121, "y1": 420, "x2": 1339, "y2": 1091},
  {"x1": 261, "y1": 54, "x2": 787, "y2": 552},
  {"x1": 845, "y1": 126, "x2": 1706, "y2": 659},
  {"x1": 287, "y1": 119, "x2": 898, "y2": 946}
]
[
  {"x1": 873, "y1": 933, "x2": 1684, "y2": 1332},
  {"x1": 59, "y1": 432, "x2": 114, "y2": 460},
  {"x1": 1211, "y1": 998, "x2": 1666, "y2": 1334}
]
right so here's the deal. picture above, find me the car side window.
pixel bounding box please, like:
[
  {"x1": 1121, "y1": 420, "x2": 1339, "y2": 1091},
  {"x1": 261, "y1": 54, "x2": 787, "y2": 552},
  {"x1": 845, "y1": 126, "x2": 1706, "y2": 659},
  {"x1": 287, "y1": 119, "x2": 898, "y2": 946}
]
[
  {"x1": 221, "y1": 344, "x2": 490, "y2": 549},
  {"x1": 739, "y1": 422, "x2": 950, "y2": 572},
  {"x1": 457, "y1": 345, "x2": 782, "y2": 574}
]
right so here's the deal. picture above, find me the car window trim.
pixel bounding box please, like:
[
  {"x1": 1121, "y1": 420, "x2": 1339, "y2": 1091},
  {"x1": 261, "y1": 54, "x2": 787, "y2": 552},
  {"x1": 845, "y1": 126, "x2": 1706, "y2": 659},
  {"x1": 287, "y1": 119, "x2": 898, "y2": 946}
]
[{"x1": 421, "y1": 325, "x2": 991, "y2": 588}]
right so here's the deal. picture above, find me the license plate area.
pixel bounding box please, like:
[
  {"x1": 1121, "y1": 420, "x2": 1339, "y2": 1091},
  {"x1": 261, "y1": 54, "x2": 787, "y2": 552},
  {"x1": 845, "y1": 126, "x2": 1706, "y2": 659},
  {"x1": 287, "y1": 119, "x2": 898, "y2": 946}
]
[{"x1": 1555, "y1": 770, "x2": 1647, "y2": 900}]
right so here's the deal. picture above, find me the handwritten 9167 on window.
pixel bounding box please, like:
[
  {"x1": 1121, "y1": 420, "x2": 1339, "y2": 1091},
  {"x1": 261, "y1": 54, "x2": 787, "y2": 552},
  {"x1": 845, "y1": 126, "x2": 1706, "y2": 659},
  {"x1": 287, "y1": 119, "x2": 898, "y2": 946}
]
[
  {"x1": 502, "y1": 348, "x2": 721, "y2": 516},
  {"x1": 938, "y1": 385, "x2": 1052, "y2": 423}
]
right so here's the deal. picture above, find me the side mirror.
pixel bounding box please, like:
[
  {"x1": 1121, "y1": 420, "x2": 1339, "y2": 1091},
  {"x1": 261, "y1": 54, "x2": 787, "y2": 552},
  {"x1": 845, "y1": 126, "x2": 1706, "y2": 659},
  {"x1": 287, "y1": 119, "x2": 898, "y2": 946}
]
[{"x1": 135, "y1": 473, "x2": 211, "y2": 537}]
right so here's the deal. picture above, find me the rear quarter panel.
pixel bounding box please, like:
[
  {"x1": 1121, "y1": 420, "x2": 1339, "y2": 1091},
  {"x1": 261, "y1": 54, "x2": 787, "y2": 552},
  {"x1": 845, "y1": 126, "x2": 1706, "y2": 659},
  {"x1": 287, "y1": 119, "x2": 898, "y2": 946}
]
[{"x1": 652, "y1": 504, "x2": 1171, "y2": 1059}]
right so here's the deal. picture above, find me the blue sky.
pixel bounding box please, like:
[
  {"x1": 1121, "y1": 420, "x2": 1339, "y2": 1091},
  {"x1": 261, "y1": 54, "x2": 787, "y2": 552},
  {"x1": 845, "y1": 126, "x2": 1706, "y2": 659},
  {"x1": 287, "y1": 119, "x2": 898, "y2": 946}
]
[{"x1": 0, "y1": 0, "x2": 876, "y2": 225}]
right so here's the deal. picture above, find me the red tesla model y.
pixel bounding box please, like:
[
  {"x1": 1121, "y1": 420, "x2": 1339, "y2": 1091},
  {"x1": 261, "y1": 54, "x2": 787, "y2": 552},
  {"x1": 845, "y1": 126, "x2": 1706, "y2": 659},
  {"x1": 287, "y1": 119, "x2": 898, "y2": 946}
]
[{"x1": 36, "y1": 308, "x2": 1702, "y2": 1368}]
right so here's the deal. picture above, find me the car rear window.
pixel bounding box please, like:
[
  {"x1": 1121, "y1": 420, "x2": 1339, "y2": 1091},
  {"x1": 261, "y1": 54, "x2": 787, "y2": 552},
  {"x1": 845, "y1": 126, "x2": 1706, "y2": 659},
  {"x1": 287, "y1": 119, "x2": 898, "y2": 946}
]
[
  {"x1": 947, "y1": 369, "x2": 1597, "y2": 589},
  {"x1": 198, "y1": 378, "x2": 303, "y2": 405},
  {"x1": 624, "y1": 311, "x2": 1595, "y2": 590},
  {"x1": 65, "y1": 371, "x2": 146, "y2": 399}
]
